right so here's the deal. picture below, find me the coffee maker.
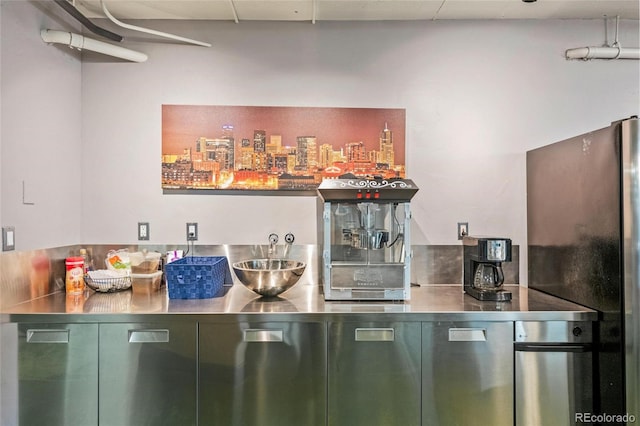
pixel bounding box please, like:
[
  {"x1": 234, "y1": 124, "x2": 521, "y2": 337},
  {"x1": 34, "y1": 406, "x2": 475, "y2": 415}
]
[
  {"x1": 318, "y1": 178, "x2": 418, "y2": 301},
  {"x1": 463, "y1": 236, "x2": 512, "y2": 301}
]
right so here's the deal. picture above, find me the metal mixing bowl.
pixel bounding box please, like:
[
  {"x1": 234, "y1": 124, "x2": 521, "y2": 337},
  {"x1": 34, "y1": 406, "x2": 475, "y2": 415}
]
[{"x1": 232, "y1": 259, "x2": 306, "y2": 297}]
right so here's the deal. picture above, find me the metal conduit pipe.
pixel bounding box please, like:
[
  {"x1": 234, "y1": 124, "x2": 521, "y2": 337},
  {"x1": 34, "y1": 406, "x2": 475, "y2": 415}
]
[
  {"x1": 565, "y1": 46, "x2": 640, "y2": 60},
  {"x1": 54, "y1": 0, "x2": 123, "y2": 42},
  {"x1": 566, "y1": 16, "x2": 639, "y2": 60},
  {"x1": 228, "y1": 0, "x2": 240, "y2": 23},
  {"x1": 40, "y1": 29, "x2": 148, "y2": 62},
  {"x1": 100, "y1": 0, "x2": 212, "y2": 47}
]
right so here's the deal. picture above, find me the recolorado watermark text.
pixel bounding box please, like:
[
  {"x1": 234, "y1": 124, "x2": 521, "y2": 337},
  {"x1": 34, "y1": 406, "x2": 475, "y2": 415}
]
[{"x1": 576, "y1": 412, "x2": 636, "y2": 424}]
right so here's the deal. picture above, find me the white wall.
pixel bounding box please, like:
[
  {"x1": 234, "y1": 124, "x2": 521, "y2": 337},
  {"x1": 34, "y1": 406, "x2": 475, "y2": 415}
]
[
  {"x1": 0, "y1": 0, "x2": 3, "y2": 232},
  {"x1": 0, "y1": 0, "x2": 83, "y2": 250},
  {"x1": 0, "y1": 1, "x2": 3, "y2": 421},
  {"x1": 1, "y1": 3, "x2": 639, "y2": 282},
  {"x1": 80, "y1": 18, "x2": 639, "y2": 254}
]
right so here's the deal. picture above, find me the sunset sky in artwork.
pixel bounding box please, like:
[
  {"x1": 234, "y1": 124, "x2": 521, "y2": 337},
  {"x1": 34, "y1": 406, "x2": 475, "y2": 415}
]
[{"x1": 162, "y1": 105, "x2": 406, "y2": 163}]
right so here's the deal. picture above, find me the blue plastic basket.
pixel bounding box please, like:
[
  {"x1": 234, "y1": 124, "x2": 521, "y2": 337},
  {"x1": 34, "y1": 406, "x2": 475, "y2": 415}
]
[{"x1": 165, "y1": 256, "x2": 232, "y2": 299}]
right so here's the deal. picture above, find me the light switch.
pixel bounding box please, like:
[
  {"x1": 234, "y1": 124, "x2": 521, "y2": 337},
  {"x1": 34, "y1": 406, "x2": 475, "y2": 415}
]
[{"x1": 2, "y1": 226, "x2": 15, "y2": 251}]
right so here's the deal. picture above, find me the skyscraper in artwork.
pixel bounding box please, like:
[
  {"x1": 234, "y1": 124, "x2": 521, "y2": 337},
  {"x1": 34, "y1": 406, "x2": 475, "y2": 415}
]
[{"x1": 379, "y1": 122, "x2": 394, "y2": 168}]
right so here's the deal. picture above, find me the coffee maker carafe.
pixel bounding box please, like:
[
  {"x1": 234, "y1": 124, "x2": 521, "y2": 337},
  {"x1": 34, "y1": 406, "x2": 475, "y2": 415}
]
[{"x1": 463, "y1": 236, "x2": 512, "y2": 301}]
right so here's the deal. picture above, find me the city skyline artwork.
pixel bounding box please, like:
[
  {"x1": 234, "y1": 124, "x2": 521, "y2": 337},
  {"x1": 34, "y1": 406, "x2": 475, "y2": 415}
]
[{"x1": 162, "y1": 105, "x2": 406, "y2": 193}]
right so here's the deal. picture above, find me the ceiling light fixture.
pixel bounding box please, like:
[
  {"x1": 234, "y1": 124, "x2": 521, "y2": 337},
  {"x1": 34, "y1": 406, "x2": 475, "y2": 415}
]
[{"x1": 40, "y1": 29, "x2": 148, "y2": 62}]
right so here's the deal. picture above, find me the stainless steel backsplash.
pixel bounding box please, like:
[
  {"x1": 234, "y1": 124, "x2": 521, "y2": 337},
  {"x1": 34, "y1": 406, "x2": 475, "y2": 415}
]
[{"x1": 0, "y1": 244, "x2": 519, "y2": 309}]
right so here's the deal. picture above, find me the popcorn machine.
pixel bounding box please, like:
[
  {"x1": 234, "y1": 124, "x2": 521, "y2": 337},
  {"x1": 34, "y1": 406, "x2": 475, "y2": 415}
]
[{"x1": 318, "y1": 178, "x2": 419, "y2": 300}]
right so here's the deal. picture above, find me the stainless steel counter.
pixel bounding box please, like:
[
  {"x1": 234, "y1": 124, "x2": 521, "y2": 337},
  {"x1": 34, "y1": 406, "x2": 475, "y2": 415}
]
[
  {"x1": 2, "y1": 283, "x2": 597, "y2": 426},
  {"x1": 4, "y1": 284, "x2": 596, "y2": 322}
]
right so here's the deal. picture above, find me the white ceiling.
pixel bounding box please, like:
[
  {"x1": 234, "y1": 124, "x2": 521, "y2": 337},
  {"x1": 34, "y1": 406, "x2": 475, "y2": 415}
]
[{"x1": 73, "y1": 0, "x2": 639, "y2": 22}]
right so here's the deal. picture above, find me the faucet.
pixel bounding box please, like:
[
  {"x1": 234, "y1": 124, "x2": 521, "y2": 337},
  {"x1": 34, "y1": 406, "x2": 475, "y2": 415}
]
[
  {"x1": 267, "y1": 233, "x2": 295, "y2": 259},
  {"x1": 283, "y1": 233, "x2": 295, "y2": 259},
  {"x1": 268, "y1": 233, "x2": 279, "y2": 258}
]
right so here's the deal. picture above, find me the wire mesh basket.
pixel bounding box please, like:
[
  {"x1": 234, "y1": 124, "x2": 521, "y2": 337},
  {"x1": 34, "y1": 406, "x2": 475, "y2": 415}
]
[
  {"x1": 85, "y1": 271, "x2": 132, "y2": 293},
  {"x1": 83, "y1": 290, "x2": 132, "y2": 312}
]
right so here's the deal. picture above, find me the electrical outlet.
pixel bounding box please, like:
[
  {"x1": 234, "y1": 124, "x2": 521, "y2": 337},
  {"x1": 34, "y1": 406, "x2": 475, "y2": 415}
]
[
  {"x1": 457, "y1": 222, "x2": 469, "y2": 240},
  {"x1": 138, "y1": 222, "x2": 149, "y2": 241},
  {"x1": 2, "y1": 226, "x2": 15, "y2": 251},
  {"x1": 186, "y1": 222, "x2": 198, "y2": 241}
]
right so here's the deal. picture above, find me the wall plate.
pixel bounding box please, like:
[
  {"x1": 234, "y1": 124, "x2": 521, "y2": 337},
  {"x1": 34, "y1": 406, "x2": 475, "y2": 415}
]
[
  {"x1": 138, "y1": 222, "x2": 150, "y2": 241},
  {"x1": 2, "y1": 226, "x2": 16, "y2": 251},
  {"x1": 187, "y1": 222, "x2": 198, "y2": 241},
  {"x1": 457, "y1": 222, "x2": 469, "y2": 240}
]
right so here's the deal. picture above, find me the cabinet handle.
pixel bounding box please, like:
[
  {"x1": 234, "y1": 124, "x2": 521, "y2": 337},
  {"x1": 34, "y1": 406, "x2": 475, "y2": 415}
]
[
  {"x1": 26, "y1": 329, "x2": 69, "y2": 344},
  {"x1": 355, "y1": 328, "x2": 395, "y2": 342},
  {"x1": 128, "y1": 329, "x2": 170, "y2": 343},
  {"x1": 448, "y1": 328, "x2": 487, "y2": 342},
  {"x1": 243, "y1": 329, "x2": 284, "y2": 342},
  {"x1": 514, "y1": 342, "x2": 593, "y2": 353}
]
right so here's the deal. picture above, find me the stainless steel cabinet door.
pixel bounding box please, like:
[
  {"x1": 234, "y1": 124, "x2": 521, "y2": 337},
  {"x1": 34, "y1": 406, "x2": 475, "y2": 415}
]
[
  {"x1": 99, "y1": 322, "x2": 197, "y2": 426},
  {"x1": 328, "y1": 321, "x2": 422, "y2": 426},
  {"x1": 17, "y1": 323, "x2": 99, "y2": 426},
  {"x1": 516, "y1": 349, "x2": 593, "y2": 426},
  {"x1": 199, "y1": 321, "x2": 327, "y2": 426},
  {"x1": 422, "y1": 321, "x2": 514, "y2": 426}
]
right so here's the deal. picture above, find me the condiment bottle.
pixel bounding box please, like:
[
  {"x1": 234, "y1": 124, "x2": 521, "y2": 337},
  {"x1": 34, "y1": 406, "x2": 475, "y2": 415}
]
[
  {"x1": 65, "y1": 256, "x2": 85, "y2": 294},
  {"x1": 79, "y1": 248, "x2": 92, "y2": 273}
]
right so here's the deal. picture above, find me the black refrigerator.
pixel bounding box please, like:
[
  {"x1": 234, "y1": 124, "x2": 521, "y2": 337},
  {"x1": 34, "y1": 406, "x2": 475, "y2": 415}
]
[{"x1": 527, "y1": 116, "x2": 639, "y2": 422}]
